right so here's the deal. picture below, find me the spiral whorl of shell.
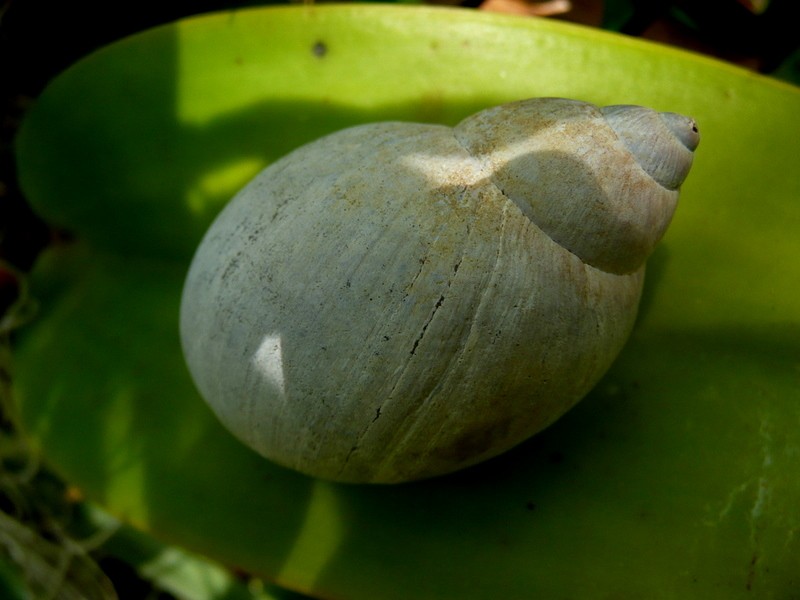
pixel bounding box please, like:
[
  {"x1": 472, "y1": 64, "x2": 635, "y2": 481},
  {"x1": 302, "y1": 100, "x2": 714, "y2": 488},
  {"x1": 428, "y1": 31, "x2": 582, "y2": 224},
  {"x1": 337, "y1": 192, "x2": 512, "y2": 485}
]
[{"x1": 454, "y1": 98, "x2": 698, "y2": 274}]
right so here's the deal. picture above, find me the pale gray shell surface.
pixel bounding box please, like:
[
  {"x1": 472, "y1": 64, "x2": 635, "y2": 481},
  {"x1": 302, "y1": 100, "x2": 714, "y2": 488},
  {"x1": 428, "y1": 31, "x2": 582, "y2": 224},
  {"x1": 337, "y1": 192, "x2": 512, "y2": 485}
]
[{"x1": 180, "y1": 98, "x2": 699, "y2": 484}]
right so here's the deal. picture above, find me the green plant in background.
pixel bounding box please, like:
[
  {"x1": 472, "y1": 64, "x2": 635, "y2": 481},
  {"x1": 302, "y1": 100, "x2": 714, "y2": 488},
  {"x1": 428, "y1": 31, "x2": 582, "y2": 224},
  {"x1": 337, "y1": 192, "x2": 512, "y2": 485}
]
[{"x1": 6, "y1": 4, "x2": 800, "y2": 598}]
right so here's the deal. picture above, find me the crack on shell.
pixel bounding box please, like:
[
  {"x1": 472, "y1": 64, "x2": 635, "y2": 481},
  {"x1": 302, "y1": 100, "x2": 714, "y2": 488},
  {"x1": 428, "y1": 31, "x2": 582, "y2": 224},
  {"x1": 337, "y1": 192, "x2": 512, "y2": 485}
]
[
  {"x1": 337, "y1": 239, "x2": 469, "y2": 480},
  {"x1": 369, "y1": 203, "x2": 511, "y2": 480},
  {"x1": 409, "y1": 294, "x2": 446, "y2": 356}
]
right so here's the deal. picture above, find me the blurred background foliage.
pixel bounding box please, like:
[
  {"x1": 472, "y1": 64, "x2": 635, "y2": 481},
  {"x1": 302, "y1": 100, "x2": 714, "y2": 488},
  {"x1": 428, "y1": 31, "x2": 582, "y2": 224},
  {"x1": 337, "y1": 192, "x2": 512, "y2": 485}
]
[{"x1": 0, "y1": 0, "x2": 797, "y2": 597}]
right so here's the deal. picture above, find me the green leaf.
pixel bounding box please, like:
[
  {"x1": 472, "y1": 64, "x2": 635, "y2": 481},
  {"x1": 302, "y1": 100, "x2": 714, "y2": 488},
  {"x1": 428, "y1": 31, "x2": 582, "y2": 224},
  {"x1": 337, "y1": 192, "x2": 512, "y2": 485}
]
[
  {"x1": 86, "y1": 505, "x2": 313, "y2": 600},
  {"x1": 12, "y1": 5, "x2": 800, "y2": 599},
  {"x1": 0, "y1": 558, "x2": 28, "y2": 600}
]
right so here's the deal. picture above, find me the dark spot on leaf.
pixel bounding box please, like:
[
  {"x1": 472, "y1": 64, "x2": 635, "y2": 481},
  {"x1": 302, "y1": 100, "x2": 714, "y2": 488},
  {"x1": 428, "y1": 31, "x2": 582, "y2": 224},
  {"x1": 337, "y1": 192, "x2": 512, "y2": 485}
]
[
  {"x1": 746, "y1": 553, "x2": 758, "y2": 590},
  {"x1": 312, "y1": 41, "x2": 327, "y2": 58}
]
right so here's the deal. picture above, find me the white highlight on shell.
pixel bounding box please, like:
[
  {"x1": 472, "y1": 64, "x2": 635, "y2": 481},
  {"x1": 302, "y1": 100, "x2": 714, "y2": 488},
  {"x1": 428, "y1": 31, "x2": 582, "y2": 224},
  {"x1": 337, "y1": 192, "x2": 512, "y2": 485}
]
[{"x1": 252, "y1": 333, "x2": 287, "y2": 402}]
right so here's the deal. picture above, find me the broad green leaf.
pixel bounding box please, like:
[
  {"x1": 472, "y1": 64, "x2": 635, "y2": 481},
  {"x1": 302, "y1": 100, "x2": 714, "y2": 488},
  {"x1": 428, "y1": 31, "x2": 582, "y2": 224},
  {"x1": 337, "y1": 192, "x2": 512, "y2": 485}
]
[
  {"x1": 12, "y1": 5, "x2": 800, "y2": 599},
  {"x1": 86, "y1": 506, "x2": 313, "y2": 600}
]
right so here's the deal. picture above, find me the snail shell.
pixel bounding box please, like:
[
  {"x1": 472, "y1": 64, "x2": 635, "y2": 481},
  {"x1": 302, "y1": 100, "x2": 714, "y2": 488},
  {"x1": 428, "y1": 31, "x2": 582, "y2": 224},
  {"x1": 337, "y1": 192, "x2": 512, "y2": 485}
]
[{"x1": 180, "y1": 98, "x2": 699, "y2": 484}]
